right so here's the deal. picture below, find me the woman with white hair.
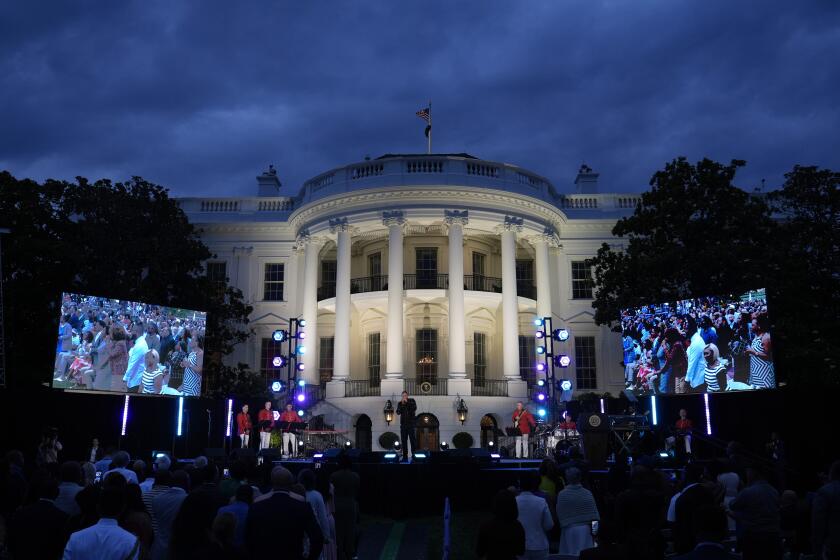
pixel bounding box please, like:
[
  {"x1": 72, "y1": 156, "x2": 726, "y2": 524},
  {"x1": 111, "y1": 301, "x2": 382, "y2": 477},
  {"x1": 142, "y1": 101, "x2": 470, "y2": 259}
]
[{"x1": 703, "y1": 343, "x2": 728, "y2": 392}]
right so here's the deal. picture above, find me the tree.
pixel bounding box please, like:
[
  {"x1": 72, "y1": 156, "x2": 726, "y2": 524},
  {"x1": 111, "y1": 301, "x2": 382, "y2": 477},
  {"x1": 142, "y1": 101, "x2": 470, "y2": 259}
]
[
  {"x1": 590, "y1": 157, "x2": 775, "y2": 328},
  {"x1": 0, "y1": 172, "x2": 254, "y2": 392},
  {"x1": 767, "y1": 166, "x2": 840, "y2": 385}
]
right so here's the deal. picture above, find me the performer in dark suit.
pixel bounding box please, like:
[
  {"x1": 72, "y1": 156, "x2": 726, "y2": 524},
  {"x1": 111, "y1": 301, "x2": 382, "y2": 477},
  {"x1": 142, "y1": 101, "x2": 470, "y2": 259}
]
[
  {"x1": 245, "y1": 466, "x2": 324, "y2": 559},
  {"x1": 396, "y1": 391, "x2": 417, "y2": 461}
]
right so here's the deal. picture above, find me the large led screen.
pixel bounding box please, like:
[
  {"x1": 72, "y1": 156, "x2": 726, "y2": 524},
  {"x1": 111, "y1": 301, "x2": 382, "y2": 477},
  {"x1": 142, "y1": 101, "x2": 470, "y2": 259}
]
[
  {"x1": 54, "y1": 293, "x2": 208, "y2": 397},
  {"x1": 620, "y1": 289, "x2": 774, "y2": 395}
]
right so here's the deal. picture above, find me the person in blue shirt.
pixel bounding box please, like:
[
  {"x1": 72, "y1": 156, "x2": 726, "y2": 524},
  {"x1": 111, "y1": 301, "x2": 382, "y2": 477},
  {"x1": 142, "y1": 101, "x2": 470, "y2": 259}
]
[{"x1": 217, "y1": 482, "x2": 252, "y2": 548}]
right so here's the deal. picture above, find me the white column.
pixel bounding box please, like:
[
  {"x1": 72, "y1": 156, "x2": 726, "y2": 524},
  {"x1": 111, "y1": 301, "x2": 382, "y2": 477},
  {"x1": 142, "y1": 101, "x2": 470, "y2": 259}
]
[
  {"x1": 299, "y1": 233, "x2": 321, "y2": 386},
  {"x1": 533, "y1": 234, "x2": 553, "y2": 319},
  {"x1": 501, "y1": 217, "x2": 523, "y2": 379},
  {"x1": 445, "y1": 211, "x2": 468, "y2": 378},
  {"x1": 332, "y1": 219, "x2": 351, "y2": 380},
  {"x1": 384, "y1": 211, "x2": 405, "y2": 378}
]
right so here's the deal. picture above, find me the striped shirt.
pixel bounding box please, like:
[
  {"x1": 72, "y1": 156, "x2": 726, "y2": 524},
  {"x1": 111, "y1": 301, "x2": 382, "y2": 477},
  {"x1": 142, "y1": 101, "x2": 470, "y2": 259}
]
[
  {"x1": 749, "y1": 336, "x2": 775, "y2": 389},
  {"x1": 180, "y1": 352, "x2": 201, "y2": 396},
  {"x1": 141, "y1": 368, "x2": 163, "y2": 394},
  {"x1": 704, "y1": 362, "x2": 726, "y2": 392}
]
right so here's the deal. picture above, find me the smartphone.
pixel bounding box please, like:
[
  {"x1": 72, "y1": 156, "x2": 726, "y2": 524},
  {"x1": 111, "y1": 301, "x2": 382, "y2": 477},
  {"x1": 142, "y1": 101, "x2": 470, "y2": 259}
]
[
  {"x1": 223, "y1": 468, "x2": 230, "y2": 478},
  {"x1": 591, "y1": 520, "x2": 599, "y2": 536},
  {"x1": 95, "y1": 471, "x2": 102, "y2": 483}
]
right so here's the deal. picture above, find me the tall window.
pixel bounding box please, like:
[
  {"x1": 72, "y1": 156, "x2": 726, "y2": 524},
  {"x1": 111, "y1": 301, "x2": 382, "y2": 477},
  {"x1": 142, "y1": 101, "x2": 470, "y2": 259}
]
[
  {"x1": 263, "y1": 263, "x2": 284, "y2": 301},
  {"x1": 516, "y1": 259, "x2": 535, "y2": 299},
  {"x1": 415, "y1": 248, "x2": 438, "y2": 288},
  {"x1": 368, "y1": 333, "x2": 381, "y2": 387},
  {"x1": 518, "y1": 335, "x2": 536, "y2": 384},
  {"x1": 473, "y1": 332, "x2": 487, "y2": 387},
  {"x1": 472, "y1": 252, "x2": 486, "y2": 276},
  {"x1": 571, "y1": 260, "x2": 594, "y2": 299},
  {"x1": 574, "y1": 336, "x2": 597, "y2": 390},
  {"x1": 260, "y1": 337, "x2": 285, "y2": 382},
  {"x1": 319, "y1": 336, "x2": 334, "y2": 383},
  {"x1": 321, "y1": 260, "x2": 337, "y2": 299},
  {"x1": 369, "y1": 253, "x2": 383, "y2": 291},
  {"x1": 207, "y1": 262, "x2": 227, "y2": 297},
  {"x1": 415, "y1": 328, "x2": 438, "y2": 383}
]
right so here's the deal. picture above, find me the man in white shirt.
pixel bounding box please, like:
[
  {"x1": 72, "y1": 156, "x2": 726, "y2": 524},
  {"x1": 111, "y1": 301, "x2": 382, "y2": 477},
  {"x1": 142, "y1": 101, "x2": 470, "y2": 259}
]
[
  {"x1": 106, "y1": 451, "x2": 139, "y2": 484},
  {"x1": 516, "y1": 471, "x2": 554, "y2": 559},
  {"x1": 64, "y1": 482, "x2": 139, "y2": 559},
  {"x1": 123, "y1": 327, "x2": 148, "y2": 390}
]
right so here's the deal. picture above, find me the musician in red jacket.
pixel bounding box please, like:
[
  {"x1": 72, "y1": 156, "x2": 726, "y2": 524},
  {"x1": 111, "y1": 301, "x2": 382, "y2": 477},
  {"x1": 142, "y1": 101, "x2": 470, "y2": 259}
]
[
  {"x1": 512, "y1": 402, "x2": 536, "y2": 458},
  {"x1": 236, "y1": 404, "x2": 253, "y2": 449},
  {"x1": 257, "y1": 401, "x2": 275, "y2": 450},
  {"x1": 666, "y1": 408, "x2": 693, "y2": 456},
  {"x1": 279, "y1": 403, "x2": 300, "y2": 458}
]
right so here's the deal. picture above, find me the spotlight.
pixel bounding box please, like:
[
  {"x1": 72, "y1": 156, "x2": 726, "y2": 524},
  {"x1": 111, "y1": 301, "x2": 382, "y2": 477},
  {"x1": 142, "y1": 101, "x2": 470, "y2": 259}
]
[
  {"x1": 272, "y1": 330, "x2": 286, "y2": 342},
  {"x1": 298, "y1": 319, "x2": 307, "y2": 327},
  {"x1": 440, "y1": 442, "x2": 449, "y2": 450},
  {"x1": 394, "y1": 440, "x2": 401, "y2": 448},
  {"x1": 272, "y1": 410, "x2": 281, "y2": 421},
  {"x1": 537, "y1": 408, "x2": 547, "y2": 418},
  {"x1": 297, "y1": 409, "x2": 304, "y2": 417},
  {"x1": 560, "y1": 379, "x2": 572, "y2": 391},
  {"x1": 534, "y1": 318, "x2": 544, "y2": 326},
  {"x1": 298, "y1": 379, "x2": 306, "y2": 387},
  {"x1": 272, "y1": 356, "x2": 285, "y2": 367},
  {"x1": 344, "y1": 440, "x2": 352, "y2": 448},
  {"x1": 297, "y1": 363, "x2": 305, "y2": 371},
  {"x1": 412, "y1": 452, "x2": 428, "y2": 463},
  {"x1": 536, "y1": 363, "x2": 546, "y2": 373},
  {"x1": 555, "y1": 355, "x2": 571, "y2": 367},
  {"x1": 296, "y1": 393, "x2": 306, "y2": 403},
  {"x1": 296, "y1": 345, "x2": 306, "y2": 355},
  {"x1": 383, "y1": 452, "x2": 399, "y2": 463},
  {"x1": 298, "y1": 331, "x2": 306, "y2": 339},
  {"x1": 537, "y1": 393, "x2": 546, "y2": 401},
  {"x1": 488, "y1": 441, "x2": 494, "y2": 447},
  {"x1": 490, "y1": 453, "x2": 501, "y2": 463},
  {"x1": 313, "y1": 453, "x2": 324, "y2": 460},
  {"x1": 535, "y1": 331, "x2": 544, "y2": 339},
  {"x1": 270, "y1": 381, "x2": 283, "y2": 392},
  {"x1": 536, "y1": 346, "x2": 546, "y2": 355},
  {"x1": 298, "y1": 440, "x2": 304, "y2": 447},
  {"x1": 554, "y1": 328, "x2": 570, "y2": 341}
]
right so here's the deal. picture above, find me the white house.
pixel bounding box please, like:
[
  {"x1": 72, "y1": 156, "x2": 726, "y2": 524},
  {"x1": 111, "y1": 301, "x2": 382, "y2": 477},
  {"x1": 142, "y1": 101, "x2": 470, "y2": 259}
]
[{"x1": 179, "y1": 154, "x2": 640, "y2": 453}]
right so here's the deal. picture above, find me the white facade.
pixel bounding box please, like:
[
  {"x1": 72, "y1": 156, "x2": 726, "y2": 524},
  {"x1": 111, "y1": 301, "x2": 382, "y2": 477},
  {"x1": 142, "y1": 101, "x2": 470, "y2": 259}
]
[{"x1": 181, "y1": 155, "x2": 640, "y2": 451}]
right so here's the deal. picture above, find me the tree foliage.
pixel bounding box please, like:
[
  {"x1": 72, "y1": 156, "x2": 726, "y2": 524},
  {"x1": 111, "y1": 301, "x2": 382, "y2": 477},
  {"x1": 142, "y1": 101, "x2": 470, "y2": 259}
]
[{"x1": 0, "y1": 172, "x2": 254, "y2": 392}]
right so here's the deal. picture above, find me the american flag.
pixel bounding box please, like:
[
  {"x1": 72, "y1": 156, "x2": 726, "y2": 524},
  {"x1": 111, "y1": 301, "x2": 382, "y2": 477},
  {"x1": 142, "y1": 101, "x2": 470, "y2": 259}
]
[{"x1": 416, "y1": 107, "x2": 430, "y2": 123}]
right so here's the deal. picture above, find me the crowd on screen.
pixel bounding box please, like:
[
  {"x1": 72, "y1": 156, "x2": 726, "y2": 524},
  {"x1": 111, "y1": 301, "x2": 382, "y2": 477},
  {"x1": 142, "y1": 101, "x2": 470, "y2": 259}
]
[
  {"x1": 620, "y1": 294, "x2": 774, "y2": 395},
  {"x1": 0, "y1": 434, "x2": 352, "y2": 559},
  {"x1": 54, "y1": 294, "x2": 206, "y2": 396}
]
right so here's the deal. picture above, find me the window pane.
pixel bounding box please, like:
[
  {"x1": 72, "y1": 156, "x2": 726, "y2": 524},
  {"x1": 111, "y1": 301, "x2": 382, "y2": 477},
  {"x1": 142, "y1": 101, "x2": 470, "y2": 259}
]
[
  {"x1": 474, "y1": 332, "x2": 486, "y2": 387},
  {"x1": 472, "y1": 253, "x2": 485, "y2": 276},
  {"x1": 571, "y1": 260, "x2": 594, "y2": 299},
  {"x1": 264, "y1": 263, "x2": 285, "y2": 301},
  {"x1": 519, "y1": 335, "x2": 536, "y2": 384},
  {"x1": 415, "y1": 328, "x2": 438, "y2": 383},
  {"x1": 368, "y1": 253, "x2": 382, "y2": 277},
  {"x1": 319, "y1": 337, "x2": 334, "y2": 383},
  {"x1": 368, "y1": 333, "x2": 381, "y2": 386},
  {"x1": 574, "y1": 336, "x2": 597, "y2": 390}
]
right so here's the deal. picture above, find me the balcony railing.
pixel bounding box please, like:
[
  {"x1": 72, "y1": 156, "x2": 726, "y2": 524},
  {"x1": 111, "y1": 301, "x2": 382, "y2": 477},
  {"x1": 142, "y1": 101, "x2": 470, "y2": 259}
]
[
  {"x1": 345, "y1": 379, "x2": 382, "y2": 397},
  {"x1": 403, "y1": 274, "x2": 449, "y2": 290},
  {"x1": 464, "y1": 275, "x2": 502, "y2": 293},
  {"x1": 317, "y1": 275, "x2": 536, "y2": 300},
  {"x1": 405, "y1": 378, "x2": 448, "y2": 396},
  {"x1": 472, "y1": 379, "x2": 509, "y2": 397},
  {"x1": 350, "y1": 275, "x2": 388, "y2": 294}
]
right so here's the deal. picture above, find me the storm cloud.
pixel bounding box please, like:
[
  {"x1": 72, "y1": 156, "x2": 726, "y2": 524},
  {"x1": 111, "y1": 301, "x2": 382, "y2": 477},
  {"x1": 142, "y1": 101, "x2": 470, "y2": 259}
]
[{"x1": 1, "y1": 0, "x2": 838, "y2": 196}]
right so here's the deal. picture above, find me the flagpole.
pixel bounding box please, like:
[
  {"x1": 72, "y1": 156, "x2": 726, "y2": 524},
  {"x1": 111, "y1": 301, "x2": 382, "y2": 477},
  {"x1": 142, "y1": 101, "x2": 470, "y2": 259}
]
[{"x1": 427, "y1": 100, "x2": 432, "y2": 154}]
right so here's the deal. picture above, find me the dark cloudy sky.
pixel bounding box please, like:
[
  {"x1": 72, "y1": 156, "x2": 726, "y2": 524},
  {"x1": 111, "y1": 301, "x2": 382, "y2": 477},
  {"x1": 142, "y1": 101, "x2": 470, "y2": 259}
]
[{"x1": 2, "y1": 1, "x2": 838, "y2": 197}]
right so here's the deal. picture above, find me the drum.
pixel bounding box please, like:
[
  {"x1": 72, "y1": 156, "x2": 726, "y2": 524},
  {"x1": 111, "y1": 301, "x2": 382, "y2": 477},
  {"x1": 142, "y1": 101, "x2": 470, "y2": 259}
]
[
  {"x1": 553, "y1": 428, "x2": 566, "y2": 440},
  {"x1": 546, "y1": 435, "x2": 559, "y2": 449}
]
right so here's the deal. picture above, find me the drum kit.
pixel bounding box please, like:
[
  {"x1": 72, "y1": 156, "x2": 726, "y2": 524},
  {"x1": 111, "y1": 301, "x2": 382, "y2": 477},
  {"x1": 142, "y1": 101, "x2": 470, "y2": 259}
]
[{"x1": 532, "y1": 423, "x2": 581, "y2": 458}]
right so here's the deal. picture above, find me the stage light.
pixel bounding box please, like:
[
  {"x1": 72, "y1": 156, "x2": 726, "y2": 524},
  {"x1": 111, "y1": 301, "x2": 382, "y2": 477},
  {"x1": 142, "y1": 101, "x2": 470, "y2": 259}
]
[
  {"x1": 490, "y1": 453, "x2": 501, "y2": 462},
  {"x1": 650, "y1": 396, "x2": 658, "y2": 426},
  {"x1": 556, "y1": 355, "x2": 571, "y2": 367},
  {"x1": 537, "y1": 378, "x2": 545, "y2": 386},
  {"x1": 298, "y1": 331, "x2": 306, "y2": 340},
  {"x1": 394, "y1": 440, "x2": 401, "y2": 448},
  {"x1": 313, "y1": 453, "x2": 324, "y2": 459},
  {"x1": 560, "y1": 380, "x2": 572, "y2": 391},
  {"x1": 535, "y1": 331, "x2": 544, "y2": 339},
  {"x1": 384, "y1": 452, "x2": 399, "y2": 463},
  {"x1": 176, "y1": 396, "x2": 184, "y2": 437},
  {"x1": 297, "y1": 363, "x2": 305, "y2": 371},
  {"x1": 704, "y1": 393, "x2": 712, "y2": 435},
  {"x1": 296, "y1": 345, "x2": 306, "y2": 355},
  {"x1": 536, "y1": 393, "x2": 546, "y2": 401},
  {"x1": 272, "y1": 329, "x2": 286, "y2": 342},
  {"x1": 298, "y1": 319, "x2": 306, "y2": 327},
  {"x1": 537, "y1": 408, "x2": 547, "y2": 418},
  {"x1": 121, "y1": 395, "x2": 130, "y2": 436},
  {"x1": 659, "y1": 452, "x2": 669, "y2": 458},
  {"x1": 272, "y1": 356, "x2": 285, "y2": 367},
  {"x1": 296, "y1": 393, "x2": 306, "y2": 403},
  {"x1": 226, "y1": 398, "x2": 233, "y2": 438},
  {"x1": 554, "y1": 328, "x2": 570, "y2": 341},
  {"x1": 488, "y1": 441, "x2": 494, "y2": 447},
  {"x1": 270, "y1": 381, "x2": 283, "y2": 392},
  {"x1": 599, "y1": 398, "x2": 605, "y2": 414},
  {"x1": 298, "y1": 440, "x2": 304, "y2": 447},
  {"x1": 344, "y1": 440, "x2": 352, "y2": 448},
  {"x1": 536, "y1": 363, "x2": 546, "y2": 373},
  {"x1": 534, "y1": 318, "x2": 544, "y2": 326},
  {"x1": 536, "y1": 346, "x2": 546, "y2": 355},
  {"x1": 440, "y1": 442, "x2": 449, "y2": 450},
  {"x1": 297, "y1": 409, "x2": 304, "y2": 417},
  {"x1": 298, "y1": 379, "x2": 306, "y2": 387},
  {"x1": 272, "y1": 410, "x2": 280, "y2": 421},
  {"x1": 413, "y1": 452, "x2": 428, "y2": 463}
]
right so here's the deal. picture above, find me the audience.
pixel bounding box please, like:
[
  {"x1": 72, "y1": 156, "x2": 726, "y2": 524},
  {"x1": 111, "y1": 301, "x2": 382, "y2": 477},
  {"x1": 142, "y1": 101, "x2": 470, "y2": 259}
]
[
  {"x1": 107, "y1": 451, "x2": 139, "y2": 484},
  {"x1": 673, "y1": 465, "x2": 717, "y2": 553},
  {"x1": 556, "y1": 466, "x2": 600, "y2": 556},
  {"x1": 149, "y1": 469, "x2": 187, "y2": 560},
  {"x1": 476, "y1": 488, "x2": 526, "y2": 560},
  {"x1": 7, "y1": 474, "x2": 68, "y2": 559},
  {"x1": 729, "y1": 465, "x2": 782, "y2": 559},
  {"x1": 55, "y1": 460, "x2": 84, "y2": 516},
  {"x1": 515, "y1": 471, "x2": 554, "y2": 559},
  {"x1": 673, "y1": 504, "x2": 738, "y2": 560},
  {"x1": 218, "y1": 481, "x2": 253, "y2": 548},
  {"x1": 813, "y1": 459, "x2": 840, "y2": 560},
  {"x1": 330, "y1": 453, "x2": 360, "y2": 560}
]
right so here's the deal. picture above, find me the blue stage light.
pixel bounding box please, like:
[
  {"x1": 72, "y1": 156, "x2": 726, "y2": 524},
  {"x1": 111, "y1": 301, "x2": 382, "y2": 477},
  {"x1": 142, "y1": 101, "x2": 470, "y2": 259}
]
[
  {"x1": 298, "y1": 319, "x2": 306, "y2": 327},
  {"x1": 298, "y1": 331, "x2": 306, "y2": 340},
  {"x1": 536, "y1": 346, "x2": 546, "y2": 355},
  {"x1": 272, "y1": 356, "x2": 285, "y2": 367},
  {"x1": 272, "y1": 330, "x2": 286, "y2": 342},
  {"x1": 554, "y1": 328, "x2": 570, "y2": 341},
  {"x1": 536, "y1": 363, "x2": 545, "y2": 372},
  {"x1": 298, "y1": 379, "x2": 306, "y2": 387},
  {"x1": 270, "y1": 381, "x2": 282, "y2": 392},
  {"x1": 556, "y1": 355, "x2": 571, "y2": 367},
  {"x1": 537, "y1": 408, "x2": 547, "y2": 418},
  {"x1": 297, "y1": 363, "x2": 305, "y2": 371},
  {"x1": 296, "y1": 345, "x2": 306, "y2": 355},
  {"x1": 560, "y1": 379, "x2": 572, "y2": 391},
  {"x1": 535, "y1": 331, "x2": 544, "y2": 339},
  {"x1": 296, "y1": 393, "x2": 306, "y2": 403},
  {"x1": 534, "y1": 318, "x2": 544, "y2": 326},
  {"x1": 537, "y1": 379, "x2": 545, "y2": 386},
  {"x1": 297, "y1": 409, "x2": 304, "y2": 417},
  {"x1": 536, "y1": 393, "x2": 546, "y2": 401}
]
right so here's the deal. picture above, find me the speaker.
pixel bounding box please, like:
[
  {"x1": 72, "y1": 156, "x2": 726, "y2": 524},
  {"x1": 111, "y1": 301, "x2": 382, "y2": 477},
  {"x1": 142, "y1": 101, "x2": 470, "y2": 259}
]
[
  {"x1": 258, "y1": 448, "x2": 282, "y2": 461},
  {"x1": 358, "y1": 451, "x2": 385, "y2": 464},
  {"x1": 203, "y1": 448, "x2": 225, "y2": 459},
  {"x1": 323, "y1": 447, "x2": 343, "y2": 459},
  {"x1": 231, "y1": 448, "x2": 255, "y2": 461}
]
